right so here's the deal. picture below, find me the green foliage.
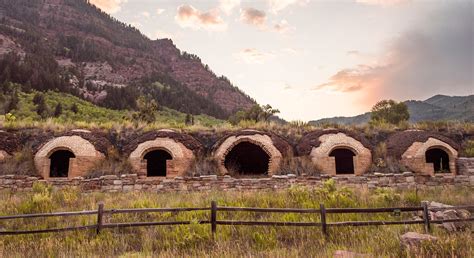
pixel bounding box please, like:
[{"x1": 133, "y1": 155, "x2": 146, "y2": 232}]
[
  {"x1": 53, "y1": 103, "x2": 63, "y2": 117},
  {"x1": 132, "y1": 95, "x2": 158, "y2": 123},
  {"x1": 229, "y1": 104, "x2": 280, "y2": 125},
  {"x1": 371, "y1": 188, "x2": 401, "y2": 206},
  {"x1": 462, "y1": 140, "x2": 474, "y2": 157},
  {"x1": 315, "y1": 179, "x2": 356, "y2": 207},
  {"x1": 5, "y1": 112, "x2": 16, "y2": 122},
  {"x1": 0, "y1": 187, "x2": 472, "y2": 256},
  {"x1": 370, "y1": 99, "x2": 410, "y2": 125},
  {"x1": 0, "y1": 146, "x2": 37, "y2": 176},
  {"x1": 18, "y1": 183, "x2": 54, "y2": 214},
  {"x1": 86, "y1": 147, "x2": 133, "y2": 178},
  {"x1": 140, "y1": 79, "x2": 229, "y2": 120},
  {"x1": 1, "y1": 89, "x2": 223, "y2": 127}
]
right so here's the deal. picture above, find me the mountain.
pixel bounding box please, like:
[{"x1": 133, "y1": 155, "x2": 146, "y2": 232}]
[
  {"x1": 310, "y1": 95, "x2": 474, "y2": 125},
  {"x1": 0, "y1": 0, "x2": 256, "y2": 119}
]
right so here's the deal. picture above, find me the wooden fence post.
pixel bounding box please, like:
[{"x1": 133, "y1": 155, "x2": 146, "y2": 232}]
[
  {"x1": 96, "y1": 202, "x2": 104, "y2": 235},
  {"x1": 320, "y1": 203, "x2": 328, "y2": 237},
  {"x1": 422, "y1": 201, "x2": 431, "y2": 233},
  {"x1": 211, "y1": 200, "x2": 217, "y2": 239}
]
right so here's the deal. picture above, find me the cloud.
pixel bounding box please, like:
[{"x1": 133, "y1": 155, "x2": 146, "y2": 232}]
[
  {"x1": 356, "y1": 0, "x2": 411, "y2": 6},
  {"x1": 156, "y1": 8, "x2": 165, "y2": 15},
  {"x1": 89, "y1": 0, "x2": 127, "y2": 14},
  {"x1": 233, "y1": 48, "x2": 275, "y2": 64},
  {"x1": 240, "y1": 8, "x2": 266, "y2": 29},
  {"x1": 316, "y1": 2, "x2": 474, "y2": 102},
  {"x1": 175, "y1": 5, "x2": 227, "y2": 31},
  {"x1": 273, "y1": 19, "x2": 292, "y2": 33},
  {"x1": 281, "y1": 48, "x2": 298, "y2": 55},
  {"x1": 219, "y1": 0, "x2": 240, "y2": 15},
  {"x1": 267, "y1": 0, "x2": 308, "y2": 14},
  {"x1": 346, "y1": 50, "x2": 360, "y2": 56},
  {"x1": 142, "y1": 11, "x2": 150, "y2": 18},
  {"x1": 314, "y1": 65, "x2": 383, "y2": 93},
  {"x1": 283, "y1": 83, "x2": 294, "y2": 90}
]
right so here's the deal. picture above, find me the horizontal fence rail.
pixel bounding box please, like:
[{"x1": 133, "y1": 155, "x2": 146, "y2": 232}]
[{"x1": 0, "y1": 202, "x2": 472, "y2": 237}]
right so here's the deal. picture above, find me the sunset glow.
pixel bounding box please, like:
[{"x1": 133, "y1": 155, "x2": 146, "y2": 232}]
[{"x1": 89, "y1": 0, "x2": 473, "y2": 121}]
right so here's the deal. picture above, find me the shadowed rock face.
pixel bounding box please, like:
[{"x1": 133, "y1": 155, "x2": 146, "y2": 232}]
[{"x1": 224, "y1": 142, "x2": 270, "y2": 175}]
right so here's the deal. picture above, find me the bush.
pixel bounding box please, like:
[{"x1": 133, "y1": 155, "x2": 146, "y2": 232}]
[
  {"x1": 86, "y1": 147, "x2": 133, "y2": 178},
  {"x1": 186, "y1": 156, "x2": 220, "y2": 176},
  {"x1": 462, "y1": 140, "x2": 474, "y2": 157},
  {"x1": 0, "y1": 147, "x2": 37, "y2": 176},
  {"x1": 276, "y1": 156, "x2": 318, "y2": 176}
]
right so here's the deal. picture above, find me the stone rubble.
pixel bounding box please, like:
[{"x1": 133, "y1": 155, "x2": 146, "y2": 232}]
[{"x1": 400, "y1": 232, "x2": 438, "y2": 251}]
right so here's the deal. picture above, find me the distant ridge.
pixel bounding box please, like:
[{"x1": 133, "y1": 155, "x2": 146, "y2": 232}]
[{"x1": 310, "y1": 94, "x2": 474, "y2": 125}]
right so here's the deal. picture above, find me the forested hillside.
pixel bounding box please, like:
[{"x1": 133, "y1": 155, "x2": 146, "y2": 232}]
[
  {"x1": 311, "y1": 95, "x2": 474, "y2": 125},
  {"x1": 0, "y1": 0, "x2": 256, "y2": 119}
]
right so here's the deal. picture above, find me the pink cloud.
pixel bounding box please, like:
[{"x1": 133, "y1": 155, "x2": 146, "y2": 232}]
[
  {"x1": 240, "y1": 8, "x2": 266, "y2": 29},
  {"x1": 315, "y1": 3, "x2": 473, "y2": 103},
  {"x1": 89, "y1": 0, "x2": 127, "y2": 14},
  {"x1": 175, "y1": 5, "x2": 227, "y2": 31},
  {"x1": 233, "y1": 48, "x2": 275, "y2": 64}
]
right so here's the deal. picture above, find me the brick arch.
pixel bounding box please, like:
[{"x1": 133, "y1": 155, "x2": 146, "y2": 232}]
[
  {"x1": 401, "y1": 137, "x2": 458, "y2": 175},
  {"x1": 309, "y1": 133, "x2": 372, "y2": 176},
  {"x1": 128, "y1": 137, "x2": 195, "y2": 177},
  {"x1": 34, "y1": 136, "x2": 105, "y2": 179},
  {"x1": 213, "y1": 133, "x2": 284, "y2": 176}
]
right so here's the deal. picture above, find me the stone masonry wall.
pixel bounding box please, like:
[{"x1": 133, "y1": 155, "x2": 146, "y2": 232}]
[
  {"x1": 458, "y1": 158, "x2": 474, "y2": 175},
  {"x1": 0, "y1": 172, "x2": 472, "y2": 193}
]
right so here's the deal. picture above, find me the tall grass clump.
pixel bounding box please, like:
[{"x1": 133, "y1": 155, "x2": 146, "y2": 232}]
[{"x1": 86, "y1": 147, "x2": 133, "y2": 178}]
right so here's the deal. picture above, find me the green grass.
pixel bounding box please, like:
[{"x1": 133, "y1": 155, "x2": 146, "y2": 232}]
[
  {"x1": 0, "y1": 182, "x2": 472, "y2": 257},
  {"x1": 1, "y1": 90, "x2": 225, "y2": 129}
]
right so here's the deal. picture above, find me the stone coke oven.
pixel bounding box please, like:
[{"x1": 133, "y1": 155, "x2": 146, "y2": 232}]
[
  {"x1": 125, "y1": 130, "x2": 202, "y2": 177},
  {"x1": 0, "y1": 130, "x2": 19, "y2": 162},
  {"x1": 212, "y1": 130, "x2": 292, "y2": 176},
  {"x1": 34, "y1": 130, "x2": 108, "y2": 179},
  {"x1": 297, "y1": 130, "x2": 372, "y2": 175},
  {"x1": 387, "y1": 130, "x2": 459, "y2": 175}
]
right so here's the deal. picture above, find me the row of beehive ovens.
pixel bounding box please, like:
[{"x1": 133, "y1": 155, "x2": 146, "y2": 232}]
[{"x1": 1, "y1": 129, "x2": 459, "y2": 179}]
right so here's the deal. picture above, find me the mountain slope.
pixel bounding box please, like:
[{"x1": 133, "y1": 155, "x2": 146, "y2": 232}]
[
  {"x1": 311, "y1": 95, "x2": 474, "y2": 125},
  {"x1": 0, "y1": 0, "x2": 255, "y2": 118},
  {"x1": 2, "y1": 89, "x2": 224, "y2": 126}
]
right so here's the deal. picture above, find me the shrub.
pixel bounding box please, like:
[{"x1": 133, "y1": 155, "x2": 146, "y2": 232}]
[
  {"x1": 276, "y1": 156, "x2": 318, "y2": 176},
  {"x1": 186, "y1": 156, "x2": 219, "y2": 176},
  {"x1": 86, "y1": 147, "x2": 133, "y2": 178},
  {"x1": 462, "y1": 139, "x2": 474, "y2": 157},
  {"x1": 0, "y1": 147, "x2": 37, "y2": 176}
]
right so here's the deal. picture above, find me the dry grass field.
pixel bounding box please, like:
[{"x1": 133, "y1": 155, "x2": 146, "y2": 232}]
[{"x1": 0, "y1": 181, "x2": 472, "y2": 257}]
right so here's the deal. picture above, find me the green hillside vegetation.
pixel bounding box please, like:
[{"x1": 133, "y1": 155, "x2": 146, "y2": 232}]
[
  {"x1": 0, "y1": 88, "x2": 225, "y2": 128},
  {"x1": 311, "y1": 95, "x2": 474, "y2": 125}
]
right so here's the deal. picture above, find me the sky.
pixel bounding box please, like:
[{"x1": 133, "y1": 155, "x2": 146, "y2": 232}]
[{"x1": 89, "y1": 0, "x2": 474, "y2": 121}]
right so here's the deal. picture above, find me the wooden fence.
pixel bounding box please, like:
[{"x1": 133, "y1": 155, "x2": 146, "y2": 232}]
[{"x1": 0, "y1": 202, "x2": 473, "y2": 237}]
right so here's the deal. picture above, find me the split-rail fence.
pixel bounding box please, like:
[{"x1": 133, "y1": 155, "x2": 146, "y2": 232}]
[{"x1": 0, "y1": 202, "x2": 472, "y2": 237}]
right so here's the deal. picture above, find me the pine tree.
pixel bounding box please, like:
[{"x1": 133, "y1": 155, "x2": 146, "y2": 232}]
[
  {"x1": 35, "y1": 96, "x2": 48, "y2": 118},
  {"x1": 54, "y1": 103, "x2": 62, "y2": 117},
  {"x1": 71, "y1": 103, "x2": 79, "y2": 113},
  {"x1": 5, "y1": 90, "x2": 19, "y2": 113},
  {"x1": 185, "y1": 113, "x2": 192, "y2": 125}
]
